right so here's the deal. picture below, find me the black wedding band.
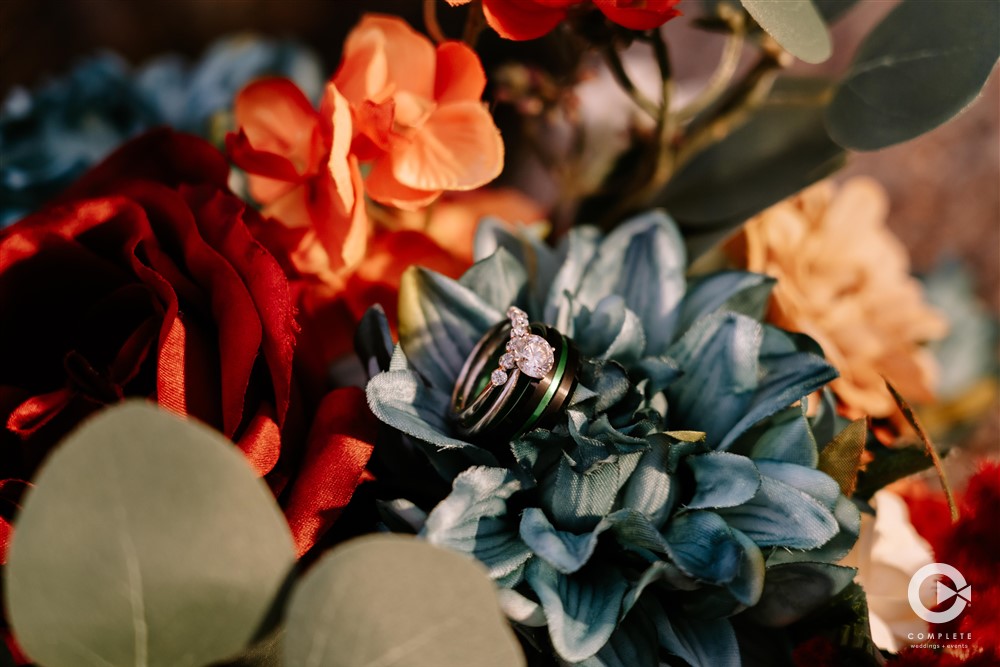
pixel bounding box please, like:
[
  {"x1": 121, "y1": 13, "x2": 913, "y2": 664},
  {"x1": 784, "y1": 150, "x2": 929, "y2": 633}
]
[{"x1": 451, "y1": 319, "x2": 579, "y2": 443}]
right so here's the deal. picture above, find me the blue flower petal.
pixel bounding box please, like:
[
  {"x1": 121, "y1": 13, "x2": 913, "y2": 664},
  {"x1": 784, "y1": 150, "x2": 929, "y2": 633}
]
[
  {"x1": 540, "y1": 450, "x2": 644, "y2": 533},
  {"x1": 676, "y1": 271, "x2": 775, "y2": 337},
  {"x1": 659, "y1": 610, "x2": 741, "y2": 667},
  {"x1": 574, "y1": 211, "x2": 686, "y2": 356},
  {"x1": 422, "y1": 467, "x2": 532, "y2": 579},
  {"x1": 366, "y1": 367, "x2": 498, "y2": 476},
  {"x1": 458, "y1": 247, "x2": 528, "y2": 315},
  {"x1": 664, "y1": 311, "x2": 761, "y2": 447},
  {"x1": 526, "y1": 559, "x2": 629, "y2": 662},
  {"x1": 546, "y1": 226, "x2": 603, "y2": 331},
  {"x1": 663, "y1": 510, "x2": 742, "y2": 585},
  {"x1": 473, "y1": 217, "x2": 557, "y2": 318},
  {"x1": 718, "y1": 332, "x2": 837, "y2": 450},
  {"x1": 398, "y1": 266, "x2": 502, "y2": 392},
  {"x1": 573, "y1": 296, "x2": 647, "y2": 366},
  {"x1": 520, "y1": 508, "x2": 606, "y2": 574},
  {"x1": 748, "y1": 405, "x2": 819, "y2": 468},
  {"x1": 717, "y1": 475, "x2": 839, "y2": 549},
  {"x1": 685, "y1": 452, "x2": 762, "y2": 510}
]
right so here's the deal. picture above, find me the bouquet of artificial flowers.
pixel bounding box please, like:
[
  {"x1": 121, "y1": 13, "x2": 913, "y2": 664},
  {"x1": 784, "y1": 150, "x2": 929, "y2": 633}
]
[{"x1": 1, "y1": 2, "x2": 997, "y2": 666}]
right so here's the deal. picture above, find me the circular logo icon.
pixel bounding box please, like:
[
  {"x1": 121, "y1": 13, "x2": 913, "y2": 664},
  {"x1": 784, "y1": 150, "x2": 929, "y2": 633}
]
[{"x1": 908, "y1": 563, "x2": 972, "y2": 624}]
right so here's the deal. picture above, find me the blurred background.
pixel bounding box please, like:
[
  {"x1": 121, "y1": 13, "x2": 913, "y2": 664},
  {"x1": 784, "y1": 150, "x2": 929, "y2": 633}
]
[{"x1": 2, "y1": 0, "x2": 997, "y2": 449}]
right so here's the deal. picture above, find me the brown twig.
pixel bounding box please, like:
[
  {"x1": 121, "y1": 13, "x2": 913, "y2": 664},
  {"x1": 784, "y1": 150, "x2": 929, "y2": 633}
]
[
  {"x1": 673, "y1": 38, "x2": 791, "y2": 173},
  {"x1": 423, "y1": 0, "x2": 447, "y2": 44},
  {"x1": 885, "y1": 378, "x2": 960, "y2": 522},
  {"x1": 602, "y1": 44, "x2": 659, "y2": 120},
  {"x1": 462, "y1": 0, "x2": 487, "y2": 46},
  {"x1": 676, "y1": 13, "x2": 746, "y2": 124}
]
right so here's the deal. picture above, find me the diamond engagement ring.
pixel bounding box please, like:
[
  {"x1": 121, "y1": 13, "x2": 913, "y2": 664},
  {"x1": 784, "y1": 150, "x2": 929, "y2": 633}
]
[{"x1": 451, "y1": 306, "x2": 579, "y2": 443}]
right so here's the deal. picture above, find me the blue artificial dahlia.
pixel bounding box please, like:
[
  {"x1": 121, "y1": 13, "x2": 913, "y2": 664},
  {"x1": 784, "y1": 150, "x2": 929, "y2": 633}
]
[{"x1": 364, "y1": 212, "x2": 861, "y2": 666}]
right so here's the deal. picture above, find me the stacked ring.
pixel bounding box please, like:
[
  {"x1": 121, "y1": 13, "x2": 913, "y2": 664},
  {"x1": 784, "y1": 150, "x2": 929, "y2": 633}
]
[{"x1": 451, "y1": 307, "x2": 579, "y2": 442}]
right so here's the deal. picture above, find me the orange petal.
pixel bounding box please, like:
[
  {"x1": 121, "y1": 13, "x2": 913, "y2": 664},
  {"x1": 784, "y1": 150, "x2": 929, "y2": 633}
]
[
  {"x1": 391, "y1": 101, "x2": 504, "y2": 192},
  {"x1": 482, "y1": 0, "x2": 569, "y2": 41},
  {"x1": 434, "y1": 42, "x2": 487, "y2": 103},
  {"x1": 319, "y1": 83, "x2": 356, "y2": 213},
  {"x1": 423, "y1": 188, "x2": 546, "y2": 263},
  {"x1": 335, "y1": 14, "x2": 436, "y2": 103},
  {"x1": 365, "y1": 155, "x2": 441, "y2": 210},
  {"x1": 233, "y1": 78, "x2": 325, "y2": 177},
  {"x1": 328, "y1": 156, "x2": 369, "y2": 272},
  {"x1": 353, "y1": 98, "x2": 395, "y2": 155}
]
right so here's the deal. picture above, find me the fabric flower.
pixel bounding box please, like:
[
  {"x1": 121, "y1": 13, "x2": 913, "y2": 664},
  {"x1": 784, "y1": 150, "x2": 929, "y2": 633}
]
[
  {"x1": 897, "y1": 461, "x2": 1000, "y2": 664},
  {"x1": 227, "y1": 77, "x2": 368, "y2": 289},
  {"x1": 724, "y1": 177, "x2": 949, "y2": 423},
  {"x1": 447, "y1": 0, "x2": 682, "y2": 41},
  {"x1": 333, "y1": 14, "x2": 504, "y2": 209},
  {"x1": 840, "y1": 490, "x2": 935, "y2": 652},
  {"x1": 363, "y1": 211, "x2": 860, "y2": 664},
  {"x1": 290, "y1": 190, "x2": 546, "y2": 387},
  {"x1": 0, "y1": 130, "x2": 374, "y2": 560},
  {"x1": 0, "y1": 38, "x2": 322, "y2": 227}
]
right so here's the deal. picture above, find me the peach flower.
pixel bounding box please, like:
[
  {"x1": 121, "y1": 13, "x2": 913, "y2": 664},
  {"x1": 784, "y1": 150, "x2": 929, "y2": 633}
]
[
  {"x1": 227, "y1": 78, "x2": 367, "y2": 289},
  {"x1": 296, "y1": 188, "x2": 546, "y2": 376},
  {"x1": 725, "y1": 177, "x2": 948, "y2": 420},
  {"x1": 333, "y1": 15, "x2": 504, "y2": 209}
]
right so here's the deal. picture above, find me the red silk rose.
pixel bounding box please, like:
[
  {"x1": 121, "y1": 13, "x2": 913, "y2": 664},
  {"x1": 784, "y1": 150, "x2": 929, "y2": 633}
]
[
  {"x1": 0, "y1": 130, "x2": 374, "y2": 560},
  {"x1": 448, "y1": 0, "x2": 681, "y2": 41}
]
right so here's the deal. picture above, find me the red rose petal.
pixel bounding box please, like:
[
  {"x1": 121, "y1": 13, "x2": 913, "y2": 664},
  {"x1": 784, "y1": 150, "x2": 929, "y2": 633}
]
[{"x1": 282, "y1": 387, "x2": 377, "y2": 557}]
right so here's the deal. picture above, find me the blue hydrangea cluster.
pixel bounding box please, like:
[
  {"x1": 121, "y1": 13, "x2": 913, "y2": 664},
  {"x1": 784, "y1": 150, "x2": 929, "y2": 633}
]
[
  {"x1": 1, "y1": 36, "x2": 323, "y2": 226},
  {"x1": 365, "y1": 212, "x2": 861, "y2": 666}
]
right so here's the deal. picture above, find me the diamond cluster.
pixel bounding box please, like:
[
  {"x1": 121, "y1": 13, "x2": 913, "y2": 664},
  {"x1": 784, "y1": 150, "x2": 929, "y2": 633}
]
[{"x1": 488, "y1": 307, "x2": 556, "y2": 387}]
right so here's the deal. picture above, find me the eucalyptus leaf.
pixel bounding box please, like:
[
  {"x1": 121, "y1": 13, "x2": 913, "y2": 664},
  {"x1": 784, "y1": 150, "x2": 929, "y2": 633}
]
[
  {"x1": 741, "y1": 0, "x2": 832, "y2": 63},
  {"x1": 5, "y1": 402, "x2": 296, "y2": 667},
  {"x1": 826, "y1": 0, "x2": 1000, "y2": 150},
  {"x1": 657, "y1": 78, "x2": 845, "y2": 248},
  {"x1": 812, "y1": 0, "x2": 858, "y2": 23},
  {"x1": 283, "y1": 534, "x2": 525, "y2": 667}
]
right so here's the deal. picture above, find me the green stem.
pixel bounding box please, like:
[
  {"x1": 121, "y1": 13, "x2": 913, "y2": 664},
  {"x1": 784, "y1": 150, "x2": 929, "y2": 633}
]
[{"x1": 423, "y1": 0, "x2": 447, "y2": 43}]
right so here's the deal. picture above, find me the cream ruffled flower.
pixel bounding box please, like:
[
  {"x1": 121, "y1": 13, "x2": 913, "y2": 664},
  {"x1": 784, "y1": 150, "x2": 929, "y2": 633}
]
[
  {"x1": 841, "y1": 490, "x2": 935, "y2": 652},
  {"x1": 725, "y1": 177, "x2": 949, "y2": 420}
]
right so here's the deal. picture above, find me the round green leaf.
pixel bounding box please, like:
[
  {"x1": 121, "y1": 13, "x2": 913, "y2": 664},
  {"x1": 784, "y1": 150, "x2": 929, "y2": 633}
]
[
  {"x1": 5, "y1": 401, "x2": 296, "y2": 667},
  {"x1": 283, "y1": 534, "x2": 525, "y2": 667},
  {"x1": 826, "y1": 0, "x2": 1000, "y2": 150},
  {"x1": 741, "y1": 0, "x2": 832, "y2": 64}
]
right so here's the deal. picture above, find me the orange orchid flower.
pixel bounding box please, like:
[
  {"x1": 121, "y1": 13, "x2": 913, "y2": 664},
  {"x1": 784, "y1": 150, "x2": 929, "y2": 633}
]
[
  {"x1": 227, "y1": 78, "x2": 367, "y2": 290},
  {"x1": 333, "y1": 14, "x2": 505, "y2": 210},
  {"x1": 447, "y1": 0, "x2": 680, "y2": 41}
]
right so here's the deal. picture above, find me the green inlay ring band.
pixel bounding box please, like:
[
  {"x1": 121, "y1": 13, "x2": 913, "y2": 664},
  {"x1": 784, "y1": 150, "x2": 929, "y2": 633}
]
[{"x1": 450, "y1": 318, "x2": 579, "y2": 444}]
